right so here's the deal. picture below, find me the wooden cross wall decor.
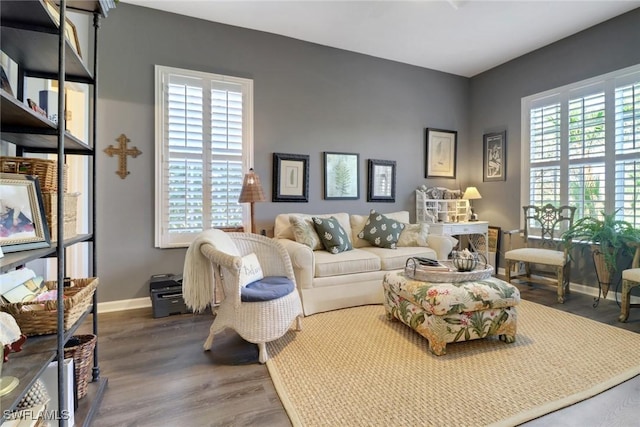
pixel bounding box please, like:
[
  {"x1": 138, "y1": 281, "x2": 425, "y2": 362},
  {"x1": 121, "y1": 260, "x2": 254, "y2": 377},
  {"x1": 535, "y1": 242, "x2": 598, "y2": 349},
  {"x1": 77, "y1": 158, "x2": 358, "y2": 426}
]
[{"x1": 104, "y1": 134, "x2": 142, "y2": 179}]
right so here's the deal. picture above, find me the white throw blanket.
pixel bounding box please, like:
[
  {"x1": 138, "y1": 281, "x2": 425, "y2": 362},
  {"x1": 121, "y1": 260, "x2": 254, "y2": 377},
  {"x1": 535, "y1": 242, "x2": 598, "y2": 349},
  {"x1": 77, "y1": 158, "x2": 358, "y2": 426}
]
[{"x1": 182, "y1": 230, "x2": 219, "y2": 313}]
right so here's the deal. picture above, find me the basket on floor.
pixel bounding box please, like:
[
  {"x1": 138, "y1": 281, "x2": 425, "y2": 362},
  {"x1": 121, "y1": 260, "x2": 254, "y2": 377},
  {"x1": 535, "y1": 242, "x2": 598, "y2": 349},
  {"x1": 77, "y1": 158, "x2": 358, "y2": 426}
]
[
  {"x1": 0, "y1": 278, "x2": 98, "y2": 336},
  {"x1": 64, "y1": 334, "x2": 97, "y2": 399}
]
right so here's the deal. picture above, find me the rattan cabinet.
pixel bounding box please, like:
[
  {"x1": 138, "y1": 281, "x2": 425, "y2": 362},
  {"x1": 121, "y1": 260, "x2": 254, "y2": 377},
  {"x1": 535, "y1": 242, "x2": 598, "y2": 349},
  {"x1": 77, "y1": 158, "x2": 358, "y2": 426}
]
[{"x1": 0, "y1": 1, "x2": 114, "y2": 424}]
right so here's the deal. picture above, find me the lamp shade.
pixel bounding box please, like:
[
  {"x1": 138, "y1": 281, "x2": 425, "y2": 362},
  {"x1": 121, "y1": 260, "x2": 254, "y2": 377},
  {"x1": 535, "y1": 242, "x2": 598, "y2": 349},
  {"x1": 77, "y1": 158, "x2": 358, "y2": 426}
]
[
  {"x1": 238, "y1": 168, "x2": 266, "y2": 203},
  {"x1": 462, "y1": 186, "x2": 482, "y2": 200}
]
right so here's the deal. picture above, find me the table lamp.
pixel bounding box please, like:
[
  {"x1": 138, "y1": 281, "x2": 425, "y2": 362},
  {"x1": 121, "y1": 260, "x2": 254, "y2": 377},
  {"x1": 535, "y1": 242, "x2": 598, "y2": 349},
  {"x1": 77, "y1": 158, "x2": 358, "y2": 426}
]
[
  {"x1": 238, "y1": 168, "x2": 266, "y2": 234},
  {"x1": 462, "y1": 186, "x2": 482, "y2": 221}
]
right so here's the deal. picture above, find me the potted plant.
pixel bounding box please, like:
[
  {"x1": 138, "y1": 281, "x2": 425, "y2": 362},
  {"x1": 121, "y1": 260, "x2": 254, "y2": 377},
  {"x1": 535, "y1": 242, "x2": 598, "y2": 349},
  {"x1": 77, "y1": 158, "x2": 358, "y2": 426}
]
[{"x1": 561, "y1": 210, "x2": 640, "y2": 297}]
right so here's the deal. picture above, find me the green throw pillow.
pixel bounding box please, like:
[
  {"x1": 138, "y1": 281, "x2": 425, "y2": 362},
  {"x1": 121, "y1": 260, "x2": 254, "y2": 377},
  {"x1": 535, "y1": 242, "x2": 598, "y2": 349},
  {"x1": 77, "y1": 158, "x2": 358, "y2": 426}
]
[
  {"x1": 357, "y1": 210, "x2": 405, "y2": 249},
  {"x1": 289, "y1": 215, "x2": 323, "y2": 250},
  {"x1": 312, "y1": 216, "x2": 352, "y2": 254}
]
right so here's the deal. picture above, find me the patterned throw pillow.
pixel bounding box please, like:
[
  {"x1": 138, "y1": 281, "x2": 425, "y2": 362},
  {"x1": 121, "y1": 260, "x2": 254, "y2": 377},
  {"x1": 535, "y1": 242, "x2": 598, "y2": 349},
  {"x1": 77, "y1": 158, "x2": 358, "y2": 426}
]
[
  {"x1": 312, "y1": 216, "x2": 352, "y2": 254},
  {"x1": 289, "y1": 215, "x2": 323, "y2": 250},
  {"x1": 397, "y1": 223, "x2": 430, "y2": 247},
  {"x1": 357, "y1": 210, "x2": 405, "y2": 249}
]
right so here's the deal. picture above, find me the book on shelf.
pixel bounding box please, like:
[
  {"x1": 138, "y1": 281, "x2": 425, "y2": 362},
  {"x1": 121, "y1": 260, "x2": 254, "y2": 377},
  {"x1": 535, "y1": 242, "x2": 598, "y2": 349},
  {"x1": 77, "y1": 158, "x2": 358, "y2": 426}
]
[{"x1": 2, "y1": 276, "x2": 46, "y2": 304}]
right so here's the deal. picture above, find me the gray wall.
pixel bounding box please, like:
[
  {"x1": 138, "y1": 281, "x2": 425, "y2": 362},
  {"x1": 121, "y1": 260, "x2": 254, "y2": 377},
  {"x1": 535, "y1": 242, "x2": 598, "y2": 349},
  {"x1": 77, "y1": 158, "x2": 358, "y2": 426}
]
[
  {"x1": 97, "y1": 4, "x2": 469, "y2": 302},
  {"x1": 468, "y1": 8, "x2": 640, "y2": 289}
]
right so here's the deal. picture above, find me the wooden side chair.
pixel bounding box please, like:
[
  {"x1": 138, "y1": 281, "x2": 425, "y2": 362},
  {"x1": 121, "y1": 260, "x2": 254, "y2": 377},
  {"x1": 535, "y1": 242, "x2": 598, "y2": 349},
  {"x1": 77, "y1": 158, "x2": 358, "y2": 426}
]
[
  {"x1": 504, "y1": 204, "x2": 576, "y2": 303},
  {"x1": 619, "y1": 242, "x2": 640, "y2": 322}
]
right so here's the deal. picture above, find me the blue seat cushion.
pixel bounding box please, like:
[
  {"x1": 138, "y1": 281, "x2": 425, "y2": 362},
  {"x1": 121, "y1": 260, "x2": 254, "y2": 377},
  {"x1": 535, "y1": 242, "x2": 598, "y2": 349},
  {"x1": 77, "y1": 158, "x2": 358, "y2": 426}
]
[{"x1": 241, "y1": 276, "x2": 295, "y2": 302}]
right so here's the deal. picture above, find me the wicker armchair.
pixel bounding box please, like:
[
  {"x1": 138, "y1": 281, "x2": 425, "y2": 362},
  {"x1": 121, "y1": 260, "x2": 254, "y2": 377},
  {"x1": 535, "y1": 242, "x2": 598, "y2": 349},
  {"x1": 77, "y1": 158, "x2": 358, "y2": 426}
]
[
  {"x1": 504, "y1": 204, "x2": 576, "y2": 303},
  {"x1": 184, "y1": 230, "x2": 303, "y2": 363}
]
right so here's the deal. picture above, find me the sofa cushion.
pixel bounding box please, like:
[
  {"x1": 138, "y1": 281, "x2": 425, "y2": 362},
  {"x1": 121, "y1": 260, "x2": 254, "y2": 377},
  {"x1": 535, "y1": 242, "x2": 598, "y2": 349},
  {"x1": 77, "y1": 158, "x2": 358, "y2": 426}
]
[
  {"x1": 397, "y1": 223, "x2": 430, "y2": 247},
  {"x1": 360, "y1": 246, "x2": 438, "y2": 271},
  {"x1": 357, "y1": 210, "x2": 405, "y2": 249},
  {"x1": 275, "y1": 212, "x2": 351, "y2": 241},
  {"x1": 351, "y1": 211, "x2": 410, "y2": 248},
  {"x1": 314, "y1": 248, "x2": 380, "y2": 278},
  {"x1": 289, "y1": 215, "x2": 323, "y2": 250},
  {"x1": 313, "y1": 216, "x2": 353, "y2": 254}
]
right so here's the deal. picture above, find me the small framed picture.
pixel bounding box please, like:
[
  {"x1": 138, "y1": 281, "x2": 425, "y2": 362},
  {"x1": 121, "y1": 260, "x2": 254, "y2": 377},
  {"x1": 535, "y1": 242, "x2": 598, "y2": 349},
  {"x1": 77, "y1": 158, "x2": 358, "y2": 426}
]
[
  {"x1": 483, "y1": 131, "x2": 506, "y2": 182},
  {"x1": 0, "y1": 173, "x2": 51, "y2": 253},
  {"x1": 323, "y1": 152, "x2": 359, "y2": 200},
  {"x1": 367, "y1": 159, "x2": 396, "y2": 202},
  {"x1": 272, "y1": 153, "x2": 309, "y2": 202},
  {"x1": 425, "y1": 128, "x2": 457, "y2": 179}
]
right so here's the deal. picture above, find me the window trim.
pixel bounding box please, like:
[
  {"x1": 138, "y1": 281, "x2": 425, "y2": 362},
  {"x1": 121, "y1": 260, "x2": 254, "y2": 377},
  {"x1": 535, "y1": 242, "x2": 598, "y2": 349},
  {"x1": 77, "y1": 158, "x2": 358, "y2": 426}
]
[
  {"x1": 154, "y1": 65, "x2": 254, "y2": 248},
  {"x1": 520, "y1": 63, "x2": 640, "y2": 226}
]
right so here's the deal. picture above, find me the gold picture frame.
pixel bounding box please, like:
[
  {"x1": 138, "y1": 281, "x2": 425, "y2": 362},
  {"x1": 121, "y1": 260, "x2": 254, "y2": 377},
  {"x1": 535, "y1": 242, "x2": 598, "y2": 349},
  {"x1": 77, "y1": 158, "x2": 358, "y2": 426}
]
[
  {"x1": 0, "y1": 173, "x2": 51, "y2": 253},
  {"x1": 44, "y1": 0, "x2": 82, "y2": 59}
]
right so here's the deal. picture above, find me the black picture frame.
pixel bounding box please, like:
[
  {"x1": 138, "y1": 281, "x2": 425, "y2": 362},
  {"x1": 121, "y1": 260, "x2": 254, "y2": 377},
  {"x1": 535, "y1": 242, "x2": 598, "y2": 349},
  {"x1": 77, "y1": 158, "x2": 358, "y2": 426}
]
[
  {"x1": 323, "y1": 152, "x2": 359, "y2": 200},
  {"x1": 367, "y1": 159, "x2": 396, "y2": 202},
  {"x1": 425, "y1": 128, "x2": 457, "y2": 178},
  {"x1": 0, "y1": 173, "x2": 51, "y2": 253},
  {"x1": 272, "y1": 153, "x2": 309, "y2": 202},
  {"x1": 483, "y1": 131, "x2": 506, "y2": 182}
]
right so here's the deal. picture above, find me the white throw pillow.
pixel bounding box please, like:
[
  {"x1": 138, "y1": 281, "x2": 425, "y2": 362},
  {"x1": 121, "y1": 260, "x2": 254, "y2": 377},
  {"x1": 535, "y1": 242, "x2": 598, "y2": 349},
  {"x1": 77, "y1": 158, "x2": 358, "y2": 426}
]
[
  {"x1": 239, "y1": 253, "x2": 264, "y2": 287},
  {"x1": 397, "y1": 223, "x2": 430, "y2": 247}
]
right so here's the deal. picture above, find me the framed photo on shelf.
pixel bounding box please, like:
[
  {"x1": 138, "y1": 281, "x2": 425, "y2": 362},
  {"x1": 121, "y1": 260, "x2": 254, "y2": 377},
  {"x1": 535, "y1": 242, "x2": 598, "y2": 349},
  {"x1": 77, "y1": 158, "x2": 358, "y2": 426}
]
[
  {"x1": 272, "y1": 153, "x2": 309, "y2": 202},
  {"x1": 323, "y1": 152, "x2": 359, "y2": 200},
  {"x1": 425, "y1": 128, "x2": 457, "y2": 178},
  {"x1": 367, "y1": 159, "x2": 396, "y2": 202},
  {"x1": 483, "y1": 131, "x2": 506, "y2": 182},
  {"x1": 0, "y1": 173, "x2": 51, "y2": 253},
  {"x1": 43, "y1": 0, "x2": 82, "y2": 58}
]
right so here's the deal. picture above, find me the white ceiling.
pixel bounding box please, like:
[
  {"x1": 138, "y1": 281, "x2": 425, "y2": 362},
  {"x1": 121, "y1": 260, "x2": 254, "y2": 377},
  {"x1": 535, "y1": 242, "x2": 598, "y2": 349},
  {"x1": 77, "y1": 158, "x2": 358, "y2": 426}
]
[{"x1": 121, "y1": 0, "x2": 640, "y2": 77}]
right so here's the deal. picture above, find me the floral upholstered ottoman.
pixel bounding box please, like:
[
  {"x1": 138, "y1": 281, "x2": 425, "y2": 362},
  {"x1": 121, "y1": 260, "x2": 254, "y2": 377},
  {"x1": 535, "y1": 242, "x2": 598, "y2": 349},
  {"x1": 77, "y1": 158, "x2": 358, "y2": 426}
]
[{"x1": 383, "y1": 271, "x2": 519, "y2": 355}]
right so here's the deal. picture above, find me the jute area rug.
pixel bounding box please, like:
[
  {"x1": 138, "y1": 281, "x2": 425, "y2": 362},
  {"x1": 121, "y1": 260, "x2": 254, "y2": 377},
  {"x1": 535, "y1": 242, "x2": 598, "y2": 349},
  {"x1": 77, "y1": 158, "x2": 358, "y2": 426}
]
[{"x1": 266, "y1": 300, "x2": 640, "y2": 427}]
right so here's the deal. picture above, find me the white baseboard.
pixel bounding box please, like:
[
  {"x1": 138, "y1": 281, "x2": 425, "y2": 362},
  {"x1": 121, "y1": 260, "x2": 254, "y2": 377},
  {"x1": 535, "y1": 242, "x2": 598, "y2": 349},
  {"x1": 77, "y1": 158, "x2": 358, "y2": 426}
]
[
  {"x1": 97, "y1": 272, "x2": 640, "y2": 314},
  {"x1": 496, "y1": 267, "x2": 640, "y2": 304},
  {"x1": 97, "y1": 297, "x2": 151, "y2": 313}
]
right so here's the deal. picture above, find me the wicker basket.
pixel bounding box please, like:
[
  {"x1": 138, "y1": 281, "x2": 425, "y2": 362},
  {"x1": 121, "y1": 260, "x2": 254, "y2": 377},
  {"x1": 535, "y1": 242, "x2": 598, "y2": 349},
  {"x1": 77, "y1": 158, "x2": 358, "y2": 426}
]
[
  {"x1": 41, "y1": 192, "x2": 79, "y2": 241},
  {"x1": 64, "y1": 334, "x2": 97, "y2": 399},
  {"x1": 0, "y1": 278, "x2": 98, "y2": 336},
  {"x1": 0, "y1": 156, "x2": 68, "y2": 192}
]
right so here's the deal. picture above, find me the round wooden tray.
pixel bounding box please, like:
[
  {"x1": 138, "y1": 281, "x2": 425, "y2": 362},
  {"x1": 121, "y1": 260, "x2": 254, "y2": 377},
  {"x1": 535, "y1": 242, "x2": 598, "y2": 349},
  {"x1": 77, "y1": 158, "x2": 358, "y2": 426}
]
[{"x1": 404, "y1": 260, "x2": 494, "y2": 283}]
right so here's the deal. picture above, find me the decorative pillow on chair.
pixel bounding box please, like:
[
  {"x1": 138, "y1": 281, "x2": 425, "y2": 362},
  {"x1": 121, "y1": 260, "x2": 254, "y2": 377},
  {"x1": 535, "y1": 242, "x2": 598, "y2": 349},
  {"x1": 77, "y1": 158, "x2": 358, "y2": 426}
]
[
  {"x1": 397, "y1": 223, "x2": 430, "y2": 247},
  {"x1": 312, "y1": 216, "x2": 352, "y2": 254},
  {"x1": 239, "y1": 253, "x2": 264, "y2": 288},
  {"x1": 357, "y1": 210, "x2": 405, "y2": 249},
  {"x1": 289, "y1": 215, "x2": 323, "y2": 250}
]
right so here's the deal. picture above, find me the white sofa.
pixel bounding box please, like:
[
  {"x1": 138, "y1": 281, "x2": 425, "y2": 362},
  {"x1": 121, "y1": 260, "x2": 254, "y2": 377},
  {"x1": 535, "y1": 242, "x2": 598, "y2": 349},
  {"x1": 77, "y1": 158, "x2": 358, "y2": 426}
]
[{"x1": 274, "y1": 211, "x2": 456, "y2": 315}]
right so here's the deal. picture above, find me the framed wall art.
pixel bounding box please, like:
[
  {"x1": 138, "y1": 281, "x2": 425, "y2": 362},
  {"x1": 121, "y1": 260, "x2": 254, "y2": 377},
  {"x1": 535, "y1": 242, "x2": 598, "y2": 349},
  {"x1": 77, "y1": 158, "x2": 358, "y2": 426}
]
[
  {"x1": 483, "y1": 131, "x2": 506, "y2": 182},
  {"x1": 0, "y1": 173, "x2": 51, "y2": 253},
  {"x1": 425, "y1": 128, "x2": 457, "y2": 178},
  {"x1": 323, "y1": 152, "x2": 359, "y2": 200},
  {"x1": 488, "y1": 225, "x2": 502, "y2": 270},
  {"x1": 367, "y1": 159, "x2": 396, "y2": 202},
  {"x1": 272, "y1": 153, "x2": 309, "y2": 202}
]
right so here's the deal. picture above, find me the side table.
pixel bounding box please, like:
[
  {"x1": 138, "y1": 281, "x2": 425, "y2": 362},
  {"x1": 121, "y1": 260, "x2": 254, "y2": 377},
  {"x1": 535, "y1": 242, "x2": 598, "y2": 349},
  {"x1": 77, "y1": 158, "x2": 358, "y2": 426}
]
[{"x1": 428, "y1": 221, "x2": 489, "y2": 260}]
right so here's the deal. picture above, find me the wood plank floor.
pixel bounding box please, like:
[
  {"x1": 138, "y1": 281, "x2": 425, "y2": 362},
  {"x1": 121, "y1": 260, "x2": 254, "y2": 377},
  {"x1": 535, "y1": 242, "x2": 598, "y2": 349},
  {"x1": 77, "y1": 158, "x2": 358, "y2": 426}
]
[{"x1": 85, "y1": 280, "x2": 640, "y2": 427}]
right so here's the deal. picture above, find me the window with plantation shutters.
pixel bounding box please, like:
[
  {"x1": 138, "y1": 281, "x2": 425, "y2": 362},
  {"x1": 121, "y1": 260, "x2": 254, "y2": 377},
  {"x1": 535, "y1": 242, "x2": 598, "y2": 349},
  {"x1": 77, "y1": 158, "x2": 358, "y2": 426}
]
[
  {"x1": 154, "y1": 65, "x2": 253, "y2": 248},
  {"x1": 522, "y1": 64, "x2": 640, "y2": 229}
]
